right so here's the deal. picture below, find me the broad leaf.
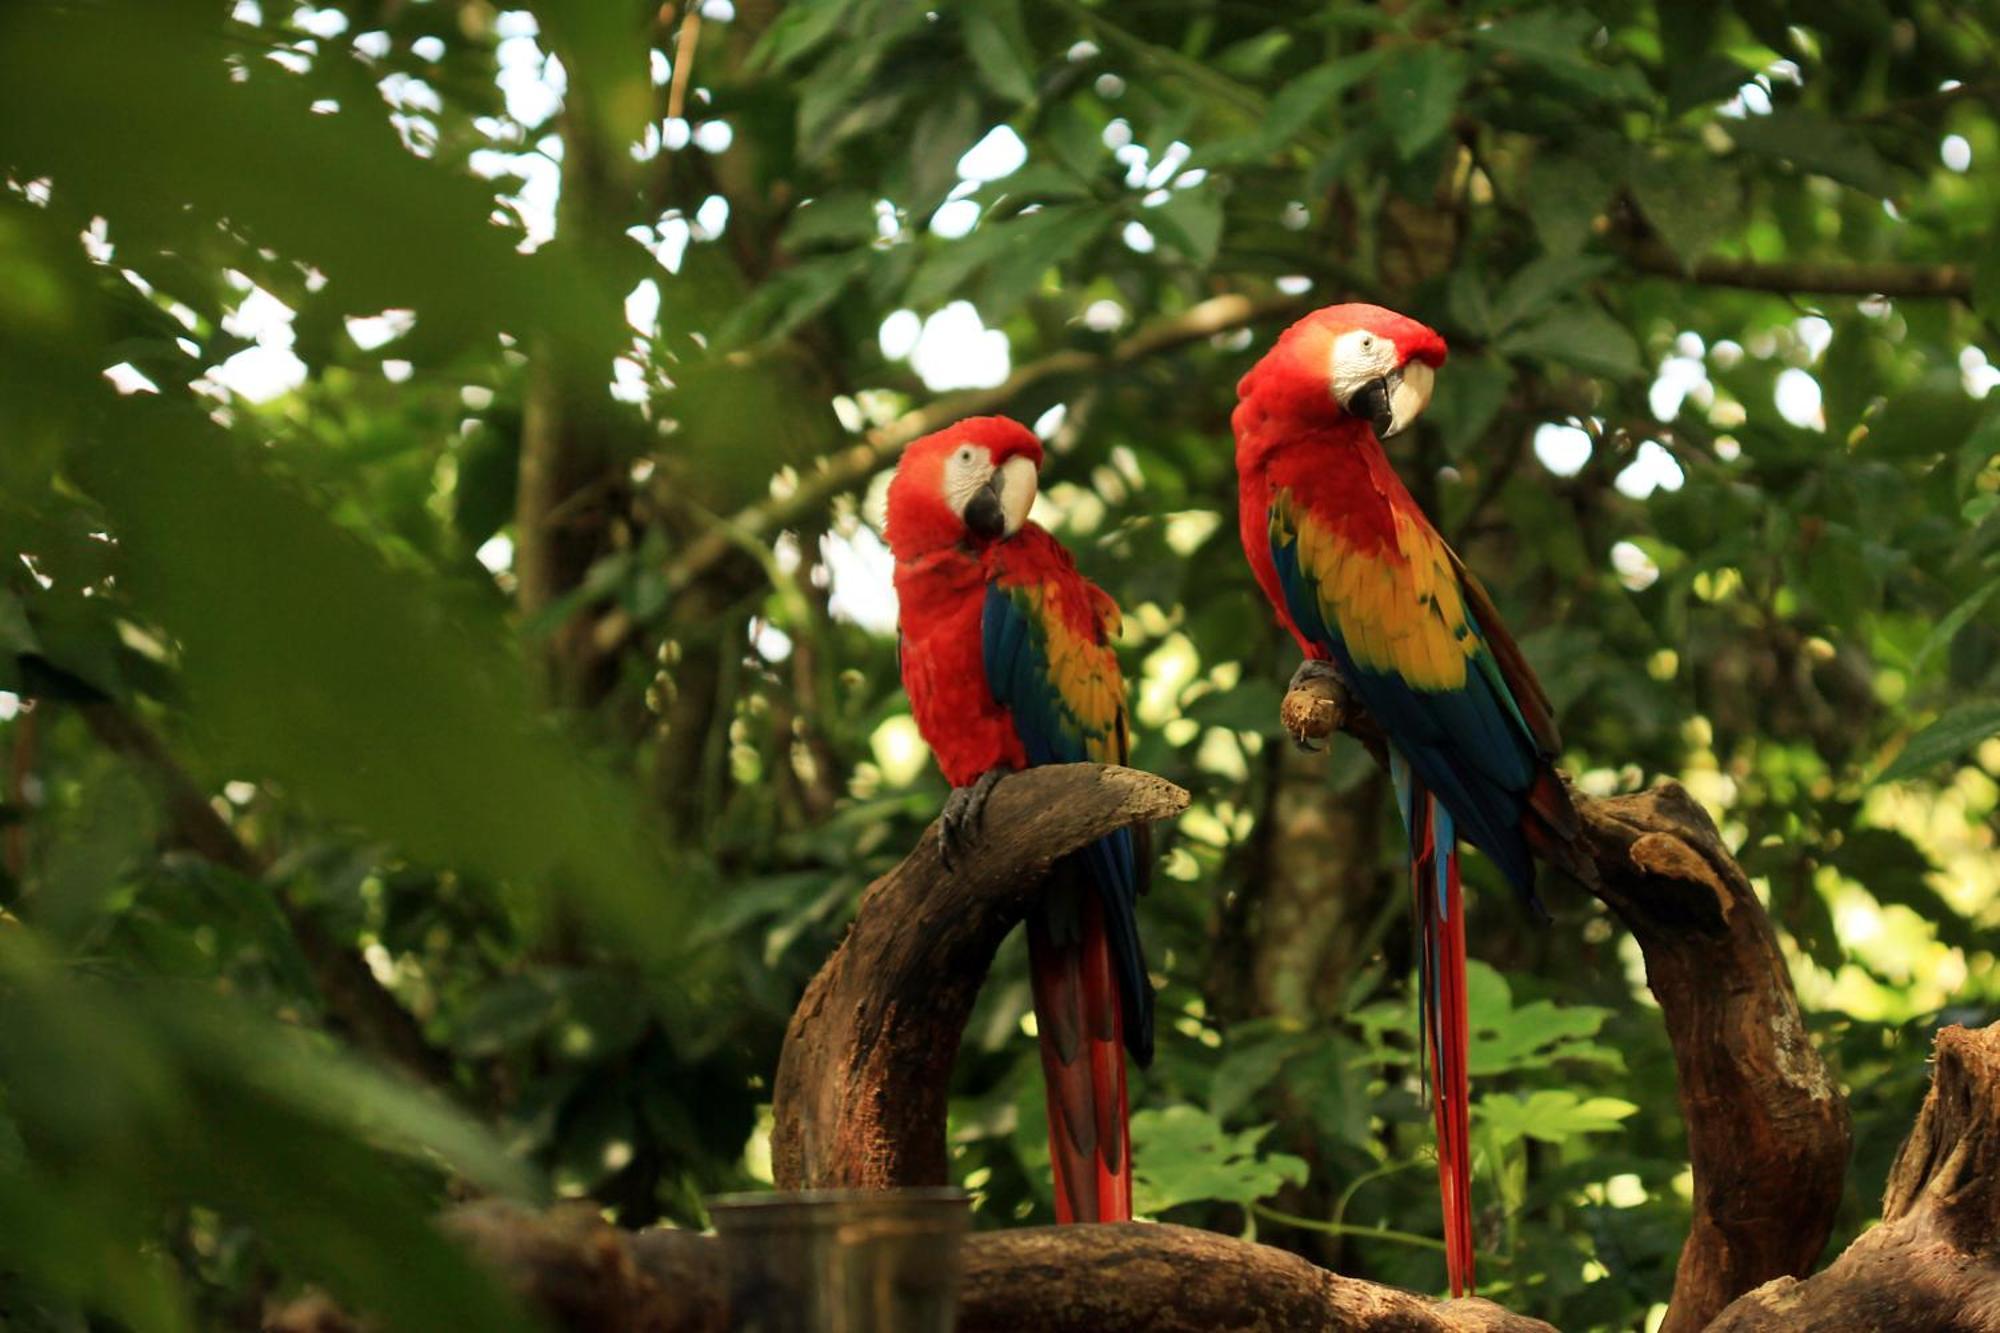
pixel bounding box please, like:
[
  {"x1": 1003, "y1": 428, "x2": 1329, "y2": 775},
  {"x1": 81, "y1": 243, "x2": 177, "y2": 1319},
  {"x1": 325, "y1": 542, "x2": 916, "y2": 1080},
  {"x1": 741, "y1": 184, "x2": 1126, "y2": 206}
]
[{"x1": 1130, "y1": 1105, "x2": 1309, "y2": 1214}]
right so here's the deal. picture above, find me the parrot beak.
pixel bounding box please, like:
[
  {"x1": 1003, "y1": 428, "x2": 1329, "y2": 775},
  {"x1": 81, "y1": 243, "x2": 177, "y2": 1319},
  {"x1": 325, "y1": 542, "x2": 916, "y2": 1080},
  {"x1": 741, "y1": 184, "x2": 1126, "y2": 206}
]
[
  {"x1": 1386, "y1": 359, "x2": 1435, "y2": 438},
  {"x1": 1344, "y1": 359, "x2": 1436, "y2": 439},
  {"x1": 962, "y1": 472, "x2": 1007, "y2": 541}
]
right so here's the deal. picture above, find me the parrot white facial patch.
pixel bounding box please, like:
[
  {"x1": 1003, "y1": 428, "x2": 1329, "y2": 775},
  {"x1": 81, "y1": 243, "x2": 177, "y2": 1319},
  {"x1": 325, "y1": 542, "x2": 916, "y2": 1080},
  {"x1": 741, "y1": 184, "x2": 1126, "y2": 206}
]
[
  {"x1": 1327, "y1": 327, "x2": 1400, "y2": 407},
  {"x1": 941, "y1": 442, "x2": 995, "y2": 517}
]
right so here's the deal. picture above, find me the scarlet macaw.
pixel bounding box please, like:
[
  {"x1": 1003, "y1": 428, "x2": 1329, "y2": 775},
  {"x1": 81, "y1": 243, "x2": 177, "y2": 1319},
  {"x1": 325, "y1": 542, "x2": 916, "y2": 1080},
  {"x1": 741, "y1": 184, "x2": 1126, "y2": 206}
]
[
  {"x1": 1233, "y1": 305, "x2": 1579, "y2": 1295},
  {"x1": 885, "y1": 415, "x2": 1152, "y2": 1223}
]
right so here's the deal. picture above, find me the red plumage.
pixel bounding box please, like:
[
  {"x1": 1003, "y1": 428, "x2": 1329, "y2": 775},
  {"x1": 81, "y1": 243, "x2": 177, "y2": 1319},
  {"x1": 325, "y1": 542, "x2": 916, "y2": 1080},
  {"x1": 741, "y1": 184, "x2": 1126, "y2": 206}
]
[
  {"x1": 888, "y1": 415, "x2": 1145, "y2": 1224},
  {"x1": 1234, "y1": 304, "x2": 1575, "y2": 1297}
]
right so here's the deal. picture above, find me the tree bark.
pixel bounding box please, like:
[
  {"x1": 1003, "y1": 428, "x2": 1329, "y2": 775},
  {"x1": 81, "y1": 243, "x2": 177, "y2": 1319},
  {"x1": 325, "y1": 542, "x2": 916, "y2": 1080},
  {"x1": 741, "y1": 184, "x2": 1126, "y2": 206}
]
[
  {"x1": 272, "y1": 1203, "x2": 1554, "y2": 1333},
  {"x1": 1706, "y1": 1021, "x2": 2000, "y2": 1332},
  {"x1": 1278, "y1": 671, "x2": 1852, "y2": 1333},
  {"x1": 769, "y1": 762, "x2": 1189, "y2": 1191}
]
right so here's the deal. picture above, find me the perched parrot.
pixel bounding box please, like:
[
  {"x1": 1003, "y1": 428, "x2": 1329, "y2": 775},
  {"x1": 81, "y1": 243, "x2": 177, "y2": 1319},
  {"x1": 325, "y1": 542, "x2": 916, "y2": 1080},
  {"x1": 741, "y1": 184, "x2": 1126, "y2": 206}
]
[
  {"x1": 1232, "y1": 304, "x2": 1580, "y2": 1295},
  {"x1": 885, "y1": 414, "x2": 1153, "y2": 1224}
]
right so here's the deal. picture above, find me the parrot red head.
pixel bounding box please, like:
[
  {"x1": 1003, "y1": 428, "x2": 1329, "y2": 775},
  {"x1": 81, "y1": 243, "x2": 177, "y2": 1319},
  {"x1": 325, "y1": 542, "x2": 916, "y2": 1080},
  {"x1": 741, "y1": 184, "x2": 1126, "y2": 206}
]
[
  {"x1": 1238, "y1": 303, "x2": 1448, "y2": 439},
  {"x1": 885, "y1": 415, "x2": 1045, "y2": 559}
]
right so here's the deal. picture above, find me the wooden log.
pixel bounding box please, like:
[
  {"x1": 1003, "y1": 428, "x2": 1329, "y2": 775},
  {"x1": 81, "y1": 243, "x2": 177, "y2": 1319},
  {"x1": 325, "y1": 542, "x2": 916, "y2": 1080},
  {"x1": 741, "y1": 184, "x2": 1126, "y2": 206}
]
[{"x1": 273, "y1": 1204, "x2": 1553, "y2": 1333}]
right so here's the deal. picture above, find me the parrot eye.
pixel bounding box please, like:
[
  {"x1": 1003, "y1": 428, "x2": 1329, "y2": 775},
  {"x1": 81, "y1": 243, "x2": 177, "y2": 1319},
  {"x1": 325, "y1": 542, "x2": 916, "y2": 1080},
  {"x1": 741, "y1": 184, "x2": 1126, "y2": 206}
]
[
  {"x1": 956, "y1": 446, "x2": 975, "y2": 462},
  {"x1": 1359, "y1": 334, "x2": 1374, "y2": 351}
]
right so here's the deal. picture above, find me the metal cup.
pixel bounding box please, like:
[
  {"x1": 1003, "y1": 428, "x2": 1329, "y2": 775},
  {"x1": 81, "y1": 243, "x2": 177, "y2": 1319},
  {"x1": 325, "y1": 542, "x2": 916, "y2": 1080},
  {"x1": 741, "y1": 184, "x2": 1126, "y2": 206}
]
[{"x1": 707, "y1": 1188, "x2": 971, "y2": 1333}]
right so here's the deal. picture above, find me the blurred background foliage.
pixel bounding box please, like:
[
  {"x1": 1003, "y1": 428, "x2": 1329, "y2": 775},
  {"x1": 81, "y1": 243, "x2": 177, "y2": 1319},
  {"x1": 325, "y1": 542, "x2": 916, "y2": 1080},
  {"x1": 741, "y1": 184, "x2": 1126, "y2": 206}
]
[{"x1": 0, "y1": 0, "x2": 1995, "y2": 1328}]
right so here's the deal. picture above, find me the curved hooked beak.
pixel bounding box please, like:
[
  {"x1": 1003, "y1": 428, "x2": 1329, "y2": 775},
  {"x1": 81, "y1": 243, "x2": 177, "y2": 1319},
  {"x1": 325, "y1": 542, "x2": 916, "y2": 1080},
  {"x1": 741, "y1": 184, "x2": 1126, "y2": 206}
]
[
  {"x1": 1344, "y1": 359, "x2": 1436, "y2": 439},
  {"x1": 963, "y1": 473, "x2": 1007, "y2": 540},
  {"x1": 962, "y1": 455, "x2": 1038, "y2": 542}
]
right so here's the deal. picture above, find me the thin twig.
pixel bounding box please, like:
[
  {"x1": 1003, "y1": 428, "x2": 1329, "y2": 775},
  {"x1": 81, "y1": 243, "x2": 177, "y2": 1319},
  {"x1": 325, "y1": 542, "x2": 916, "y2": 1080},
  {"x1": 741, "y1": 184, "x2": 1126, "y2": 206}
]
[
  {"x1": 1624, "y1": 242, "x2": 1974, "y2": 299},
  {"x1": 668, "y1": 9, "x2": 701, "y2": 123},
  {"x1": 1251, "y1": 1201, "x2": 1451, "y2": 1253}
]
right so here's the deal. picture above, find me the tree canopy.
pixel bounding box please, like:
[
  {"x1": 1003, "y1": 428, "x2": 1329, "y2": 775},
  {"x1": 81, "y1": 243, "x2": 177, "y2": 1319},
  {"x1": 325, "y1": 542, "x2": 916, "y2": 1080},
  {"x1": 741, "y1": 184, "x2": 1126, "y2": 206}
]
[{"x1": 0, "y1": 0, "x2": 1995, "y2": 1329}]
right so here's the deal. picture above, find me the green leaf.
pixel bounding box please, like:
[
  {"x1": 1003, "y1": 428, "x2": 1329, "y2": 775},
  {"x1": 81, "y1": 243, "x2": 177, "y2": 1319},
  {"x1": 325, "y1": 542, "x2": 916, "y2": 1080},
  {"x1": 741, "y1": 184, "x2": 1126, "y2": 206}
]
[
  {"x1": 0, "y1": 4, "x2": 616, "y2": 367},
  {"x1": 1378, "y1": 47, "x2": 1467, "y2": 160},
  {"x1": 1470, "y1": 10, "x2": 1650, "y2": 101},
  {"x1": 1207, "y1": 1032, "x2": 1307, "y2": 1123},
  {"x1": 1490, "y1": 254, "x2": 1615, "y2": 333},
  {"x1": 1629, "y1": 148, "x2": 1739, "y2": 267},
  {"x1": 1431, "y1": 351, "x2": 1512, "y2": 453},
  {"x1": 0, "y1": 590, "x2": 38, "y2": 658},
  {"x1": 1496, "y1": 302, "x2": 1644, "y2": 380},
  {"x1": 1729, "y1": 109, "x2": 1900, "y2": 197},
  {"x1": 1667, "y1": 56, "x2": 1755, "y2": 115},
  {"x1": 748, "y1": 0, "x2": 854, "y2": 71},
  {"x1": 1526, "y1": 140, "x2": 1619, "y2": 256},
  {"x1": 1129, "y1": 1105, "x2": 1308, "y2": 1214},
  {"x1": 1258, "y1": 53, "x2": 1381, "y2": 153},
  {"x1": 716, "y1": 251, "x2": 870, "y2": 347},
  {"x1": 1464, "y1": 963, "x2": 1620, "y2": 1077},
  {"x1": 1147, "y1": 188, "x2": 1225, "y2": 267},
  {"x1": 1908, "y1": 579, "x2": 2000, "y2": 679},
  {"x1": 781, "y1": 192, "x2": 881, "y2": 252},
  {"x1": 973, "y1": 205, "x2": 1110, "y2": 322},
  {"x1": 1478, "y1": 1090, "x2": 1637, "y2": 1146},
  {"x1": 1043, "y1": 101, "x2": 1103, "y2": 180},
  {"x1": 961, "y1": 0, "x2": 1037, "y2": 104},
  {"x1": 1977, "y1": 240, "x2": 2000, "y2": 330},
  {"x1": 907, "y1": 90, "x2": 982, "y2": 209},
  {"x1": 1879, "y1": 699, "x2": 2000, "y2": 782},
  {"x1": 1802, "y1": 523, "x2": 1879, "y2": 627},
  {"x1": 71, "y1": 406, "x2": 689, "y2": 968}
]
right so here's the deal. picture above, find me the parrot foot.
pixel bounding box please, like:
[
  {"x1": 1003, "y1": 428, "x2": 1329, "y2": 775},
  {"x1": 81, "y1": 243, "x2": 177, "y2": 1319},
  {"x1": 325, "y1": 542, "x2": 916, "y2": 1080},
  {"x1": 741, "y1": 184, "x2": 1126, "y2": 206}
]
[
  {"x1": 938, "y1": 768, "x2": 1008, "y2": 872},
  {"x1": 1284, "y1": 659, "x2": 1350, "y2": 752}
]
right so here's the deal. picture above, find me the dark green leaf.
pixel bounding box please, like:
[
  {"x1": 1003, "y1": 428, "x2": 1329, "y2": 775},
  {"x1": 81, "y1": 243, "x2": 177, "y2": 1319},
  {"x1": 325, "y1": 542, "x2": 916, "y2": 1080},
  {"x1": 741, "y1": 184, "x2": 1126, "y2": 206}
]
[
  {"x1": 1729, "y1": 109, "x2": 1901, "y2": 197},
  {"x1": 1497, "y1": 303, "x2": 1644, "y2": 380},
  {"x1": 1491, "y1": 254, "x2": 1615, "y2": 333},
  {"x1": 1879, "y1": 699, "x2": 2000, "y2": 781},
  {"x1": 1629, "y1": 148, "x2": 1739, "y2": 267},
  {"x1": 1147, "y1": 189, "x2": 1225, "y2": 267},
  {"x1": 1526, "y1": 140, "x2": 1620, "y2": 256},
  {"x1": 961, "y1": 0, "x2": 1037, "y2": 104},
  {"x1": 1377, "y1": 47, "x2": 1467, "y2": 160}
]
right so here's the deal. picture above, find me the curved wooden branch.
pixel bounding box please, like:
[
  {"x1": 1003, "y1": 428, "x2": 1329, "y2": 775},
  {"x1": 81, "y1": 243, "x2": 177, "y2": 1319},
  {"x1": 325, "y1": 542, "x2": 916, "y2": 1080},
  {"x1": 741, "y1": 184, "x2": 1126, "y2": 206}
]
[
  {"x1": 958, "y1": 1224, "x2": 1553, "y2": 1332},
  {"x1": 770, "y1": 762, "x2": 1189, "y2": 1191},
  {"x1": 1281, "y1": 672, "x2": 1852, "y2": 1333}
]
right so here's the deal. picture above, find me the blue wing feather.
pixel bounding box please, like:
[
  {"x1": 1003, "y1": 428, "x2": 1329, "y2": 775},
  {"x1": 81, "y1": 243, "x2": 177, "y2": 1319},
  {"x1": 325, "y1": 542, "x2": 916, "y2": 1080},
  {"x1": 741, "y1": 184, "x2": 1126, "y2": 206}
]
[{"x1": 982, "y1": 582, "x2": 1153, "y2": 1065}]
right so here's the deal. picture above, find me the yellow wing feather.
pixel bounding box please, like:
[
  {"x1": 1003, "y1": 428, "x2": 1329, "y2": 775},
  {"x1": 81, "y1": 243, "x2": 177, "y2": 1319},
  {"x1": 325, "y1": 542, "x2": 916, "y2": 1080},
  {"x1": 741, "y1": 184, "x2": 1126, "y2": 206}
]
[{"x1": 1282, "y1": 494, "x2": 1478, "y2": 691}]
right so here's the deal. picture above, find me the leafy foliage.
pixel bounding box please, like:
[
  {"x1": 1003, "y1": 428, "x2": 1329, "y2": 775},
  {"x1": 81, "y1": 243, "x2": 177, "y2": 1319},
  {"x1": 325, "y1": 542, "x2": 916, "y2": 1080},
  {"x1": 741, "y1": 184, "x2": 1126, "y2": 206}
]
[{"x1": 0, "y1": 0, "x2": 1995, "y2": 1329}]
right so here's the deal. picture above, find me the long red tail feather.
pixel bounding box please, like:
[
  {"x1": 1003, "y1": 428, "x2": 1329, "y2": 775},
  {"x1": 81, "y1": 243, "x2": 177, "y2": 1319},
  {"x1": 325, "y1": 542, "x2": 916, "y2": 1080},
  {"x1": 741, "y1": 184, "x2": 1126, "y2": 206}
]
[
  {"x1": 1026, "y1": 880, "x2": 1131, "y2": 1224},
  {"x1": 1414, "y1": 791, "x2": 1475, "y2": 1296}
]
